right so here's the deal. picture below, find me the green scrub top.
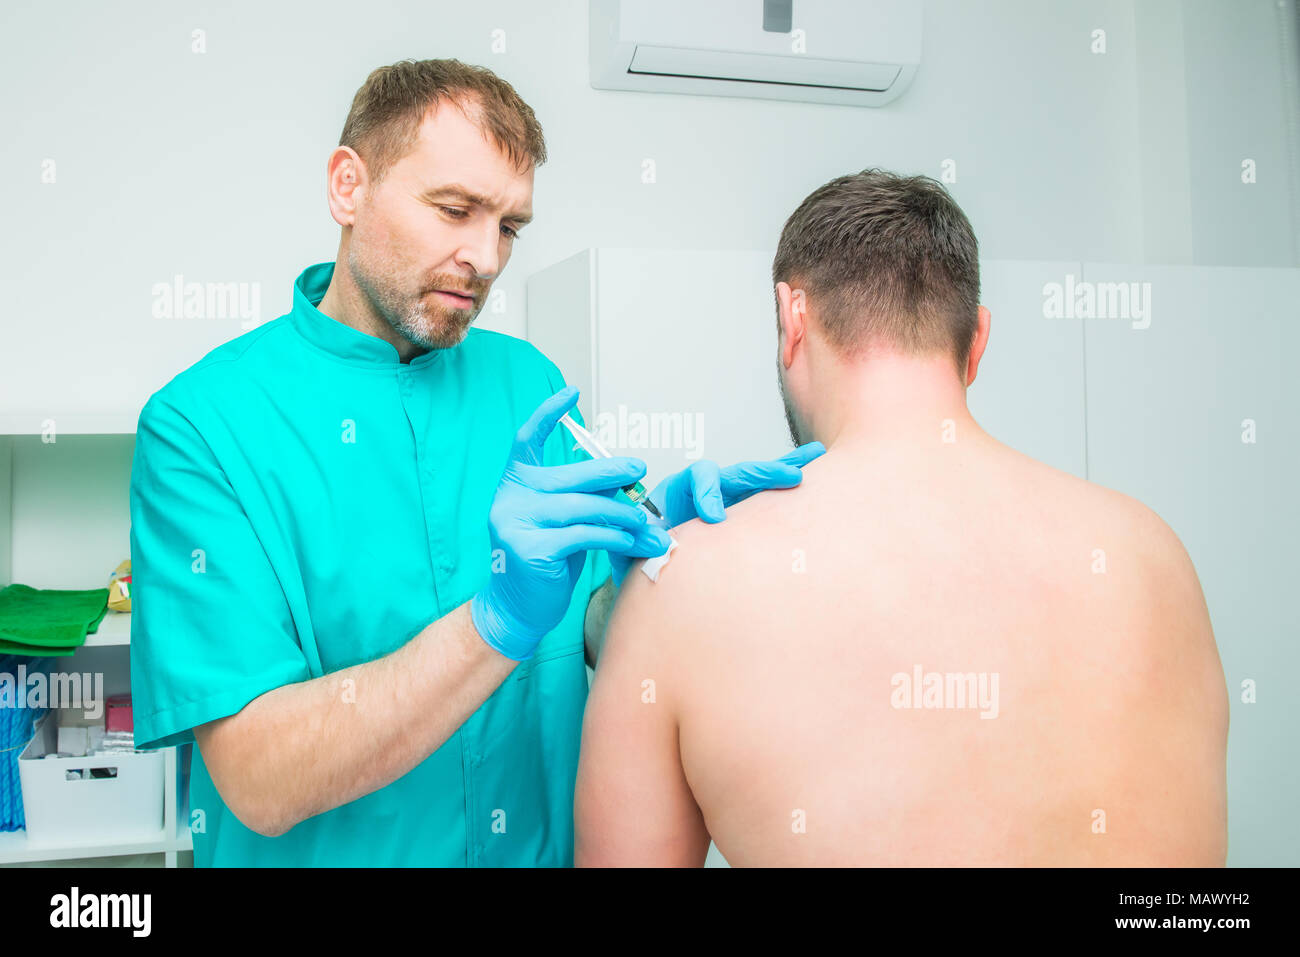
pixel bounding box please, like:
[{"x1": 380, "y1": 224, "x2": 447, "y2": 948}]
[{"x1": 128, "y1": 261, "x2": 610, "y2": 866}]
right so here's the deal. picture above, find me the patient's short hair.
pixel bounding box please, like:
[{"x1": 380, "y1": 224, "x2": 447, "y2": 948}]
[{"x1": 772, "y1": 170, "x2": 980, "y2": 377}]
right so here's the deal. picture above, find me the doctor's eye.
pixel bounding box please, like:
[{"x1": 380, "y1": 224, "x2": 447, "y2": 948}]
[
  {"x1": 501, "y1": 224, "x2": 518, "y2": 239},
  {"x1": 438, "y1": 206, "x2": 468, "y2": 219}
]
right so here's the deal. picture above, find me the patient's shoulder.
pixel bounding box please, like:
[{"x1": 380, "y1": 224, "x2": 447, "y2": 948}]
[
  {"x1": 1050, "y1": 464, "x2": 1204, "y2": 596},
  {"x1": 610, "y1": 487, "x2": 797, "y2": 651},
  {"x1": 1014, "y1": 454, "x2": 1217, "y2": 672},
  {"x1": 999, "y1": 441, "x2": 1200, "y2": 577},
  {"x1": 641, "y1": 485, "x2": 799, "y2": 592},
  {"x1": 617, "y1": 507, "x2": 750, "y2": 618}
]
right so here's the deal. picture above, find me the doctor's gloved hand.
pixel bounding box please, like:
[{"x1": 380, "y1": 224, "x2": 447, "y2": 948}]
[
  {"x1": 607, "y1": 441, "x2": 827, "y2": 587},
  {"x1": 470, "y1": 386, "x2": 673, "y2": 661},
  {"x1": 649, "y1": 442, "x2": 828, "y2": 526}
]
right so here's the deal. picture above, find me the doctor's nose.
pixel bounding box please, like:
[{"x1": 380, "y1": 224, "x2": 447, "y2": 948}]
[{"x1": 456, "y1": 230, "x2": 502, "y2": 280}]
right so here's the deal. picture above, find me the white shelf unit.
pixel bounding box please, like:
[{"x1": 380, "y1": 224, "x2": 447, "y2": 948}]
[{"x1": 1, "y1": 425, "x2": 193, "y2": 867}]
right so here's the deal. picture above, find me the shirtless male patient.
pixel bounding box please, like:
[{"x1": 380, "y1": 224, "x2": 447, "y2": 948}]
[{"x1": 574, "y1": 170, "x2": 1229, "y2": 867}]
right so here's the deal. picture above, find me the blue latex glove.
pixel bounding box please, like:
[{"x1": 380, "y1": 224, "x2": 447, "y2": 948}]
[
  {"x1": 471, "y1": 386, "x2": 674, "y2": 660},
  {"x1": 608, "y1": 441, "x2": 827, "y2": 586}
]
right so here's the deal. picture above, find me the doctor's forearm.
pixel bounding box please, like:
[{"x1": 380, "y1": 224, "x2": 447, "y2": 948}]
[{"x1": 195, "y1": 601, "x2": 518, "y2": 837}]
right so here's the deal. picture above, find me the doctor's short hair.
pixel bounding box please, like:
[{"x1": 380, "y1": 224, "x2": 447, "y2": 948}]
[
  {"x1": 339, "y1": 58, "x2": 547, "y2": 186},
  {"x1": 772, "y1": 169, "x2": 980, "y2": 379}
]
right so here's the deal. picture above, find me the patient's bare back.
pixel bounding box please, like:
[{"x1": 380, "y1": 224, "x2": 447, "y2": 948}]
[{"x1": 662, "y1": 432, "x2": 1228, "y2": 866}]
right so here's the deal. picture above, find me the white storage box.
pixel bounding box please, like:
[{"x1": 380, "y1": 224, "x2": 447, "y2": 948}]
[{"x1": 17, "y1": 713, "x2": 164, "y2": 845}]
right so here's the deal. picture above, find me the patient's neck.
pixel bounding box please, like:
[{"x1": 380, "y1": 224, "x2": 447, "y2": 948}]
[{"x1": 813, "y1": 353, "x2": 983, "y2": 454}]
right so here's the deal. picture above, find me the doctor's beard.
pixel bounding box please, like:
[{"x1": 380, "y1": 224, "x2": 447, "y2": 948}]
[{"x1": 347, "y1": 244, "x2": 484, "y2": 351}]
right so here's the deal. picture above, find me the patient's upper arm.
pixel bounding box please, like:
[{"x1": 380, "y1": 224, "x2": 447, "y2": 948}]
[{"x1": 574, "y1": 554, "x2": 711, "y2": 867}]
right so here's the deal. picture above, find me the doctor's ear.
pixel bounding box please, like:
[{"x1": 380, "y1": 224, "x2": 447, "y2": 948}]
[{"x1": 326, "y1": 146, "x2": 365, "y2": 227}]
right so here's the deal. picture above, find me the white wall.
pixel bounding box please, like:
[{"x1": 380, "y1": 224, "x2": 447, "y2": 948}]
[{"x1": 1, "y1": 0, "x2": 1295, "y2": 419}]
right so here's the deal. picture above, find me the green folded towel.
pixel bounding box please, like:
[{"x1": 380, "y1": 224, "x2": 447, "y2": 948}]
[{"x1": 0, "y1": 584, "x2": 109, "y2": 657}]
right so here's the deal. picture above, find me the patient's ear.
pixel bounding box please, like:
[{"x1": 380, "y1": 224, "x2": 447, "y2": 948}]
[
  {"x1": 777, "y1": 282, "x2": 807, "y2": 367},
  {"x1": 965, "y1": 306, "x2": 991, "y2": 386}
]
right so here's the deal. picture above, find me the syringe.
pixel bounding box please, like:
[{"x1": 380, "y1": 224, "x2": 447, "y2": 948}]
[{"x1": 559, "y1": 412, "x2": 663, "y2": 520}]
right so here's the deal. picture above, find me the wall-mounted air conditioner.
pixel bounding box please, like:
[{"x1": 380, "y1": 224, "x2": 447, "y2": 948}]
[{"x1": 589, "y1": 0, "x2": 923, "y2": 107}]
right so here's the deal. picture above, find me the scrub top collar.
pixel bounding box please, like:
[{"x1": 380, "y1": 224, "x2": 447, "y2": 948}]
[{"x1": 289, "y1": 261, "x2": 445, "y2": 369}]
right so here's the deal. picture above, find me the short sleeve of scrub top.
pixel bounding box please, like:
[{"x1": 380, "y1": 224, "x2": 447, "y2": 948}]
[{"x1": 128, "y1": 394, "x2": 313, "y2": 751}]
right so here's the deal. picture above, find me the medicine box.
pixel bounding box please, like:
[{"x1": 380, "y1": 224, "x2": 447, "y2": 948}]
[
  {"x1": 56, "y1": 706, "x2": 106, "y2": 757},
  {"x1": 105, "y1": 695, "x2": 133, "y2": 734}
]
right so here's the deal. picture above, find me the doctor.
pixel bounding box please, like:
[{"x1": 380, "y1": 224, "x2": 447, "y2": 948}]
[{"x1": 128, "y1": 58, "x2": 822, "y2": 866}]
